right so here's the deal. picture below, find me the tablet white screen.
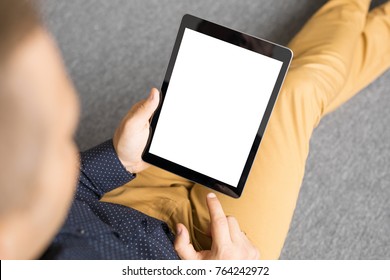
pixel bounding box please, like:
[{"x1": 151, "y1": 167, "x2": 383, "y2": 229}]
[{"x1": 150, "y1": 28, "x2": 283, "y2": 187}]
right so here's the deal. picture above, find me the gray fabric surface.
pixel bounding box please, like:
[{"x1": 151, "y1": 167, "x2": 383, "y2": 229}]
[{"x1": 40, "y1": 0, "x2": 390, "y2": 259}]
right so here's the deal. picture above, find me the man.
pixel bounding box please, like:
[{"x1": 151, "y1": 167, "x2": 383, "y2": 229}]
[
  {"x1": 0, "y1": 0, "x2": 258, "y2": 259},
  {"x1": 0, "y1": 0, "x2": 389, "y2": 259},
  {"x1": 102, "y1": 0, "x2": 390, "y2": 259}
]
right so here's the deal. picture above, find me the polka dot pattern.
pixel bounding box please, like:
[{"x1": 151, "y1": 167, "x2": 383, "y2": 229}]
[{"x1": 41, "y1": 140, "x2": 179, "y2": 260}]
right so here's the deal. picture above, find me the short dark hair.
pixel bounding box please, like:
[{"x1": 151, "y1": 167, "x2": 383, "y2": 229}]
[{"x1": 0, "y1": 0, "x2": 40, "y2": 61}]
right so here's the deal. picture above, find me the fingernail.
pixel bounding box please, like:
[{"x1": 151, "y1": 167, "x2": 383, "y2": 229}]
[
  {"x1": 207, "y1": 193, "x2": 216, "y2": 199},
  {"x1": 176, "y1": 224, "x2": 182, "y2": 235},
  {"x1": 149, "y1": 90, "x2": 155, "y2": 101}
]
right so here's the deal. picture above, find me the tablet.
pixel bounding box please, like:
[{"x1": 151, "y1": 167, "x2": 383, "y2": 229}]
[{"x1": 142, "y1": 14, "x2": 292, "y2": 198}]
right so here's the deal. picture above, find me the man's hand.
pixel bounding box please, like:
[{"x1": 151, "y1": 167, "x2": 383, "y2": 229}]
[
  {"x1": 113, "y1": 88, "x2": 159, "y2": 174},
  {"x1": 174, "y1": 193, "x2": 260, "y2": 260}
]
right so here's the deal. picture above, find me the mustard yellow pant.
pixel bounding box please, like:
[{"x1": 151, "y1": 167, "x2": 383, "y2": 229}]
[{"x1": 102, "y1": 0, "x2": 390, "y2": 259}]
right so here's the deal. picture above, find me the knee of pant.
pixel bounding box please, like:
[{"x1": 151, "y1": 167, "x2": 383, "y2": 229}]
[
  {"x1": 290, "y1": 56, "x2": 348, "y2": 97},
  {"x1": 281, "y1": 65, "x2": 345, "y2": 122},
  {"x1": 280, "y1": 75, "x2": 322, "y2": 118}
]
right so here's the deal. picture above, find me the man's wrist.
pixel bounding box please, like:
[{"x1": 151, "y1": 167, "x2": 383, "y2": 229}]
[
  {"x1": 80, "y1": 140, "x2": 136, "y2": 196},
  {"x1": 112, "y1": 135, "x2": 136, "y2": 174}
]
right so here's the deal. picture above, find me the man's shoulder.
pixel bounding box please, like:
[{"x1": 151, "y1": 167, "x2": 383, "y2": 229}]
[
  {"x1": 41, "y1": 200, "x2": 180, "y2": 260},
  {"x1": 40, "y1": 201, "x2": 124, "y2": 260}
]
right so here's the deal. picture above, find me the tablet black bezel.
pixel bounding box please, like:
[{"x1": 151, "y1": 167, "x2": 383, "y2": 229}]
[{"x1": 142, "y1": 14, "x2": 292, "y2": 198}]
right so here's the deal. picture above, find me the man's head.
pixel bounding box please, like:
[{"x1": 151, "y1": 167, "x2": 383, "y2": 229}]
[{"x1": 0, "y1": 0, "x2": 80, "y2": 259}]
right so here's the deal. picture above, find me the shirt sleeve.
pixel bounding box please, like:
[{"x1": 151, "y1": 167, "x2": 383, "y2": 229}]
[{"x1": 76, "y1": 139, "x2": 136, "y2": 201}]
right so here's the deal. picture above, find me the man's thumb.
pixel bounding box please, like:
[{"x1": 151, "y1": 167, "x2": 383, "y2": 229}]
[
  {"x1": 174, "y1": 223, "x2": 199, "y2": 260},
  {"x1": 135, "y1": 88, "x2": 160, "y2": 122}
]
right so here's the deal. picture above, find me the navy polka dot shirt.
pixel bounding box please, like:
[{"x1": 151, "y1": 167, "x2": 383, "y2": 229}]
[{"x1": 41, "y1": 140, "x2": 179, "y2": 260}]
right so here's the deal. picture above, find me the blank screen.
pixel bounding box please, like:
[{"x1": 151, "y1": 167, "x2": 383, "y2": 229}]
[{"x1": 150, "y1": 28, "x2": 283, "y2": 187}]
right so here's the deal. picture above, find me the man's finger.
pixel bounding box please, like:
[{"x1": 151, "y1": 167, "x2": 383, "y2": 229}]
[
  {"x1": 174, "y1": 223, "x2": 199, "y2": 260},
  {"x1": 226, "y1": 216, "x2": 243, "y2": 242},
  {"x1": 206, "y1": 193, "x2": 231, "y2": 246},
  {"x1": 144, "y1": 88, "x2": 160, "y2": 118},
  {"x1": 133, "y1": 88, "x2": 160, "y2": 125}
]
